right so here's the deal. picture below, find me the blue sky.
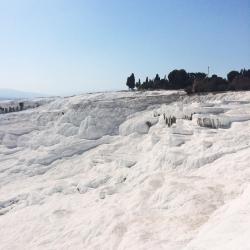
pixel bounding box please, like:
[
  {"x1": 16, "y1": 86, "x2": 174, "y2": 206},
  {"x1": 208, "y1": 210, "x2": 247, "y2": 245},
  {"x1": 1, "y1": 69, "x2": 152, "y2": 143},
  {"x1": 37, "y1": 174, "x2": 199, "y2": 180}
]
[{"x1": 0, "y1": 0, "x2": 249, "y2": 95}]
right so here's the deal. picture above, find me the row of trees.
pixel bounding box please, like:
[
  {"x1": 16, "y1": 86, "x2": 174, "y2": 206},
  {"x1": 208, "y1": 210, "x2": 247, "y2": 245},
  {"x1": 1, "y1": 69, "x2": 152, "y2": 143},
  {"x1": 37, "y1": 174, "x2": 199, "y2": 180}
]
[{"x1": 126, "y1": 69, "x2": 250, "y2": 93}]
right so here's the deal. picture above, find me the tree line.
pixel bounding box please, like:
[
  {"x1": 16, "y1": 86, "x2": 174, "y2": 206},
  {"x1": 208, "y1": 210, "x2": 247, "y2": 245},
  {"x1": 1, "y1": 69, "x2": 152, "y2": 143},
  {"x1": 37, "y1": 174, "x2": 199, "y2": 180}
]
[{"x1": 126, "y1": 69, "x2": 250, "y2": 94}]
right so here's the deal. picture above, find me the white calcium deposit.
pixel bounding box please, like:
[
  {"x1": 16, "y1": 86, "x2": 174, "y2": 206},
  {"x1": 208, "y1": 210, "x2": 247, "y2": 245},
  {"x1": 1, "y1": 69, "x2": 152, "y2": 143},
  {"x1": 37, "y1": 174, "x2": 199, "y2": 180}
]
[{"x1": 1, "y1": 90, "x2": 250, "y2": 250}]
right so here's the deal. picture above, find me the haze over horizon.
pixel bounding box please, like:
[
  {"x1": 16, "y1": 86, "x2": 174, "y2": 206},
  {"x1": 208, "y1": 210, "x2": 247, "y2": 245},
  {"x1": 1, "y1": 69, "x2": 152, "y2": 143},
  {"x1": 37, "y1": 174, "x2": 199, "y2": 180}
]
[{"x1": 0, "y1": 0, "x2": 249, "y2": 95}]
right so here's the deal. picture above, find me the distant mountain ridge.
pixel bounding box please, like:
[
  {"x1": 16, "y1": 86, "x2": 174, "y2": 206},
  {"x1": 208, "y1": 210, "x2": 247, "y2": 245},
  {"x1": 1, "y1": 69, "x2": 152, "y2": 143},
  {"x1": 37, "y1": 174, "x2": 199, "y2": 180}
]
[{"x1": 0, "y1": 88, "x2": 48, "y2": 100}]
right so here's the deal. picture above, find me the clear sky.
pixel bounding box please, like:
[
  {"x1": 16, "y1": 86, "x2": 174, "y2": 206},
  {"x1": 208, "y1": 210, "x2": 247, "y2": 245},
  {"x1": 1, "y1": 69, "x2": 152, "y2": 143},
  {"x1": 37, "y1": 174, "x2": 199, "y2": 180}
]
[{"x1": 0, "y1": 0, "x2": 249, "y2": 95}]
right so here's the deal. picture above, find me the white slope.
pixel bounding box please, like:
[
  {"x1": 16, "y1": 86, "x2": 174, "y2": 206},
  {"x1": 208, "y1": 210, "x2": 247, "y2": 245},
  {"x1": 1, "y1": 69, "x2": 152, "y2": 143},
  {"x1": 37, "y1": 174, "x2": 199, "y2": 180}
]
[{"x1": 0, "y1": 90, "x2": 250, "y2": 250}]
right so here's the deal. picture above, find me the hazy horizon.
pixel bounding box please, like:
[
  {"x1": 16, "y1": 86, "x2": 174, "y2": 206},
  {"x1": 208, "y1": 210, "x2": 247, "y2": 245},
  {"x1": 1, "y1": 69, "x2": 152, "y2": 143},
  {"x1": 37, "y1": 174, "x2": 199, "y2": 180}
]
[
  {"x1": 0, "y1": 0, "x2": 249, "y2": 95},
  {"x1": 0, "y1": 87, "x2": 127, "y2": 99}
]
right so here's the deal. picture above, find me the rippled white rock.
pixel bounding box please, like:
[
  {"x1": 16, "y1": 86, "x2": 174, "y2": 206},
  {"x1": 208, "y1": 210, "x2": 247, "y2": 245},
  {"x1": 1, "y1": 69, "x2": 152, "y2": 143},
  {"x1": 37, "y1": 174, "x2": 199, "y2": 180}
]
[{"x1": 0, "y1": 90, "x2": 250, "y2": 250}]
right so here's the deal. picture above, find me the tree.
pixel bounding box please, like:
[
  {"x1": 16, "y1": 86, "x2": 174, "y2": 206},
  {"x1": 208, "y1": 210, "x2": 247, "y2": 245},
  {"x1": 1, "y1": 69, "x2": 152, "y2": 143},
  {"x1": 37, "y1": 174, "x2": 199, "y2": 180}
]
[
  {"x1": 188, "y1": 72, "x2": 206, "y2": 81},
  {"x1": 240, "y1": 69, "x2": 250, "y2": 78},
  {"x1": 229, "y1": 69, "x2": 250, "y2": 90},
  {"x1": 135, "y1": 79, "x2": 141, "y2": 90},
  {"x1": 168, "y1": 69, "x2": 190, "y2": 89},
  {"x1": 192, "y1": 75, "x2": 228, "y2": 93},
  {"x1": 141, "y1": 77, "x2": 149, "y2": 90},
  {"x1": 148, "y1": 79, "x2": 154, "y2": 89},
  {"x1": 154, "y1": 74, "x2": 161, "y2": 89},
  {"x1": 230, "y1": 77, "x2": 250, "y2": 90},
  {"x1": 126, "y1": 73, "x2": 135, "y2": 90},
  {"x1": 227, "y1": 71, "x2": 240, "y2": 82},
  {"x1": 160, "y1": 78, "x2": 169, "y2": 89}
]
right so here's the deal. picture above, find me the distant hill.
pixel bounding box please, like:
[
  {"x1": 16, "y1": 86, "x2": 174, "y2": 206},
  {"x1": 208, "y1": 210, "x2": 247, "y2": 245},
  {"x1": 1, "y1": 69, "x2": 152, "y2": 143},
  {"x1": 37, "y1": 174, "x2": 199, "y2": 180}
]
[{"x1": 0, "y1": 88, "x2": 48, "y2": 100}]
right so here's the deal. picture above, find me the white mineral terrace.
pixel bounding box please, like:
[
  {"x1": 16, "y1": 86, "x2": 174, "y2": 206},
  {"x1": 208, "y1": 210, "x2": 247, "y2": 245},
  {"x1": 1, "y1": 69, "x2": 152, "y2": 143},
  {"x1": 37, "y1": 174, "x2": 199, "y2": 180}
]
[{"x1": 0, "y1": 90, "x2": 250, "y2": 250}]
